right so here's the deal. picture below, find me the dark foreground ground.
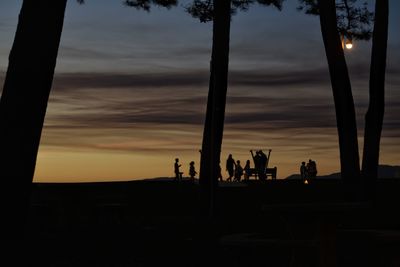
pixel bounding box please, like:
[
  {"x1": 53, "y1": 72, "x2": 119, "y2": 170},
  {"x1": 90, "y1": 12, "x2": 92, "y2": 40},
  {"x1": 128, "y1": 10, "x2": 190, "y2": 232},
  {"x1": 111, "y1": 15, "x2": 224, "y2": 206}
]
[{"x1": 19, "y1": 179, "x2": 400, "y2": 266}]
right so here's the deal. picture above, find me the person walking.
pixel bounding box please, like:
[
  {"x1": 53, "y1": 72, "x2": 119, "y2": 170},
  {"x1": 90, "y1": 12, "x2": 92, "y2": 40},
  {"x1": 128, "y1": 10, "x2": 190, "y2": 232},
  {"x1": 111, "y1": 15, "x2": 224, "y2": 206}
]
[
  {"x1": 234, "y1": 160, "x2": 243, "y2": 182},
  {"x1": 226, "y1": 154, "x2": 236, "y2": 182},
  {"x1": 300, "y1": 161, "x2": 307, "y2": 182}
]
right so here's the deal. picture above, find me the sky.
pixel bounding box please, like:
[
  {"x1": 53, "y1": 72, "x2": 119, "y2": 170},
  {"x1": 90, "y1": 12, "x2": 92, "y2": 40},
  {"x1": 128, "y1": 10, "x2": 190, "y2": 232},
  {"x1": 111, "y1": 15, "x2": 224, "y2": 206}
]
[{"x1": 0, "y1": 0, "x2": 399, "y2": 182}]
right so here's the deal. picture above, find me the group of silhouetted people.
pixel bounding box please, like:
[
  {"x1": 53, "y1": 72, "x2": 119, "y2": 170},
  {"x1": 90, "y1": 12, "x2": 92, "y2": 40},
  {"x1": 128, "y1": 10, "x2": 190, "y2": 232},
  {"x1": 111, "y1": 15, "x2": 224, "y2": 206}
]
[
  {"x1": 225, "y1": 154, "x2": 252, "y2": 182},
  {"x1": 250, "y1": 150, "x2": 269, "y2": 181},
  {"x1": 300, "y1": 159, "x2": 318, "y2": 182},
  {"x1": 174, "y1": 158, "x2": 197, "y2": 182},
  {"x1": 174, "y1": 149, "x2": 273, "y2": 183},
  {"x1": 225, "y1": 154, "x2": 247, "y2": 182},
  {"x1": 225, "y1": 150, "x2": 270, "y2": 182}
]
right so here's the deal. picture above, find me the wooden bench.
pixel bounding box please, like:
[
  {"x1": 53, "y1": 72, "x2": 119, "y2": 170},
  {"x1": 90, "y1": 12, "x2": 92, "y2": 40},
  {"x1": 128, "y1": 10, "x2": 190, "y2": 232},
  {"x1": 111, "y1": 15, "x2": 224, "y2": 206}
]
[{"x1": 246, "y1": 167, "x2": 277, "y2": 180}]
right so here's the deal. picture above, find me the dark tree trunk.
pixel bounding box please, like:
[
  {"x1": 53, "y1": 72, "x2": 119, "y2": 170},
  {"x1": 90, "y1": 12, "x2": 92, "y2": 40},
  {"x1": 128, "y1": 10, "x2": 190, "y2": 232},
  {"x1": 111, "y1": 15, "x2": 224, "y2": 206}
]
[
  {"x1": 199, "y1": 0, "x2": 231, "y2": 218},
  {"x1": 361, "y1": 0, "x2": 388, "y2": 200},
  {"x1": 317, "y1": 0, "x2": 361, "y2": 192},
  {"x1": 0, "y1": 0, "x2": 67, "y2": 238}
]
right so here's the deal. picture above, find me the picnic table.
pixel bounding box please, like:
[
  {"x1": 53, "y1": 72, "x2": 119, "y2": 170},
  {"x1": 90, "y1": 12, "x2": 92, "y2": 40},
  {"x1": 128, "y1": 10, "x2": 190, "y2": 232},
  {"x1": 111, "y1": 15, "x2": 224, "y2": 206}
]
[{"x1": 247, "y1": 149, "x2": 277, "y2": 180}]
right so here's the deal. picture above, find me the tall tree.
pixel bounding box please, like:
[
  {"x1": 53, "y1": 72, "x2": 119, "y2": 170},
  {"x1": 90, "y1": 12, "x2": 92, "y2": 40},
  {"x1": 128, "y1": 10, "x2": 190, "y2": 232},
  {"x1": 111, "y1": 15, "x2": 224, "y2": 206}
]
[
  {"x1": 317, "y1": 0, "x2": 361, "y2": 188},
  {"x1": 0, "y1": 0, "x2": 176, "y2": 239},
  {"x1": 0, "y1": 0, "x2": 68, "y2": 238},
  {"x1": 298, "y1": 0, "x2": 373, "y2": 195},
  {"x1": 361, "y1": 0, "x2": 389, "y2": 199},
  {"x1": 299, "y1": 0, "x2": 390, "y2": 200},
  {"x1": 199, "y1": 0, "x2": 232, "y2": 217},
  {"x1": 187, "y1": 0, "x2": 283, "y2": 217}
]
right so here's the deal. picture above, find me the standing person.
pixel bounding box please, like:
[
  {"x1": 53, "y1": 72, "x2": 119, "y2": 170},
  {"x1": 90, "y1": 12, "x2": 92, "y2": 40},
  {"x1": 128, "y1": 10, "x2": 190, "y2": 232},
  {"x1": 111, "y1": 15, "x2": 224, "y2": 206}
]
[
  {"x1": 250, "y1": 150, "x2": 261, "y2": 179},
  {"x1": 300, "y1": 161, "x2": 307, "y2": 182},
  {"x1": 244, "y1": 160, "x2": 251, "y2": 181},
  {"x1": 234, "y1": 160, "x2": 243, "y2": 182},
  {"x1": 226, "y1": 154, "x2": 236, "y2": 182},
  {"x1": 307, "y1": 159, "x2": 317, "y2": 180},
  {"x1": 311, "y1": 159, "x2": 318, "y2": 178},
  {"x1": 189, "y1": 161, "x2": 197, "y2": 182},
  {"x1": 306, "y1": 159, "x2": 311, "y2": 179},
  {"x1": 258, "y1": 150, "x2": 268, "y2": 180},
  {"x1": 174, "y1": 158, "x2": 182, "y2": 181}
]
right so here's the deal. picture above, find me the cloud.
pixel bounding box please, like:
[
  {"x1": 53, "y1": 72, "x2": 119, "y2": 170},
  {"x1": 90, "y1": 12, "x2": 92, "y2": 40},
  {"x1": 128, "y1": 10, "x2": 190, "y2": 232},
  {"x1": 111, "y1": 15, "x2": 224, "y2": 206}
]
[
  {"x1": 0, "y1": 65, "x2": 397, "y2": 135},
  {"x1": 51, "y1": 67, "x2": 333, "y2": 92},
  {"x1": 58, "y1": 45, "x2": 119, "y2": 60},
  {"x1": 1, "y1": 64, "x2": 399, "y2": 159},
  {"x1": 42, "y1": 78, "x2": 400, "y2": 151},
  {"x1": 52, "y1": 71, "x2": 209, "y2": 90},
  {"x1": 51, "y1": 60, "x2": 400, "y2": 93}
]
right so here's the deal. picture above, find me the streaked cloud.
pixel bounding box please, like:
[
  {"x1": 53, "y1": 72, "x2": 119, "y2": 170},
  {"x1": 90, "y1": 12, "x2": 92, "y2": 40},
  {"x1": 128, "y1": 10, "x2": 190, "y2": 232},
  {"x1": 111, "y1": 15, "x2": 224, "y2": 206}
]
[{"x1": 50, "y1": 67, "x2": 334, "y2": 91}]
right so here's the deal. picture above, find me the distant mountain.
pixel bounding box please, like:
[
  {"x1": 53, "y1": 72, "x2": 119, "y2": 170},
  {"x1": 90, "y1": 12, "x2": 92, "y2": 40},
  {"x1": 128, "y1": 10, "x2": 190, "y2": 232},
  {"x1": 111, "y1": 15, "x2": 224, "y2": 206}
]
[
  {"x1": 140, "y1": 177, "x2": 197, "y2": 182},
  {"x1": 285, "y1": 165, "x2": 400, "y2": 180},
  {"x1": 140, "y1": 177, "x2": 175, "y2": 182}
]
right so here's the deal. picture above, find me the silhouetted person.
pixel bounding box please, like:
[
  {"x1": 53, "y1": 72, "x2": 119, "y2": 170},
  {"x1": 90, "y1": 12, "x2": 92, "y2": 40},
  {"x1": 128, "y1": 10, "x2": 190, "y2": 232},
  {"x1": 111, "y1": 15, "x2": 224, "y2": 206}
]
[
  {"x1": 300, "y1": 161, "x2": 307, "y2": 182},
  {"x1": 307, "y1": 159, "x2": 317, "y2": 179},
  {"x1": 226, "y1": 154, "x2": 236, "y2": 182},
  {"x1": 234, "y1": 160, "x2": 243, "y2": 182},
  {"x1": 174, "y1": 158, "x2": 183, "y2": 181},
  {"x1": 312, "y1": 160, "x2": 318, "y2": 177},
  {"x1": 258, "y1": 150, "x2": 268, "y2": 180},
  {"x1": 189, "y1": 161, "x2": 197, "y2": 182},
  {"x1": 250, "y1": 150, "x2": 261, "y2": 179},
  {"x1": 244, "y1": 159, "x2": 251, "y2": 181}
]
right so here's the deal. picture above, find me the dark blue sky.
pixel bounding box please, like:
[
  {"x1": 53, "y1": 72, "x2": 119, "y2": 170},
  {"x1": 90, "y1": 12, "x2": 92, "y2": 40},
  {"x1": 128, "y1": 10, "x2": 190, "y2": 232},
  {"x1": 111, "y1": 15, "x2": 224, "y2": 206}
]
[{"x1": 0, "y1": 0, "x2": 399, "y2": 181}]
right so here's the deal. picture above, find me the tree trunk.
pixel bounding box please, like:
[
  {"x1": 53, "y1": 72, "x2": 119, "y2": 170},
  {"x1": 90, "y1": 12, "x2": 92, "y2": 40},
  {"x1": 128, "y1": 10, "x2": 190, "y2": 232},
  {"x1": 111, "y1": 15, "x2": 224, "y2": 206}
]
[
  {"x1": 361, "y1": 0, "x2": 388, "y2": 200},
  {"x1": 199, "y1": 0, "x2": 231, "y2": 218},
  {"x1": 0, "y1": 0, "x2": 67, "y2": 238},
  {"x1": 317, "y1": 0, "x2": 361, "y2": 193}
]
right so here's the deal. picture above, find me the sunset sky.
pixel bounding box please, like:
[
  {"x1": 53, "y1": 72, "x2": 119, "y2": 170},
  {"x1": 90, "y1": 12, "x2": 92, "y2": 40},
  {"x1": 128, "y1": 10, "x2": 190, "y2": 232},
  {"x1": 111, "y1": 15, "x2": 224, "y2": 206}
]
[{"x1": 0, "y1": 0, "x2": 399, "y2": 182}]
